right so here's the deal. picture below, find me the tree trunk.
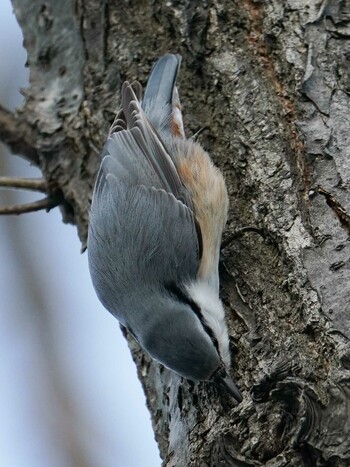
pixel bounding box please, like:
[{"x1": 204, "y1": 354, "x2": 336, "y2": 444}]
[{"x1": 4, "y1": 0, "x2": 350, "y2": 465}]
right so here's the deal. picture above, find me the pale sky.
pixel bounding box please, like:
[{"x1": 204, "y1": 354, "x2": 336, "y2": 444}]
[{"x1": 0, "y1": 2, "x2": 160, "y2": 466}]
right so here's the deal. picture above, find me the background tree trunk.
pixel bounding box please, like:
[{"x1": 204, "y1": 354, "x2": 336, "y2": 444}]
[{"x1": 3, "y1": 0, "x2": 350, "y2": 465}]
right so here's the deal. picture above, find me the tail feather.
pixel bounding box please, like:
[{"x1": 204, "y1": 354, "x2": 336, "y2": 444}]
[{"x1": 142, "y1": 54, "x2": 183, "y2": 137}]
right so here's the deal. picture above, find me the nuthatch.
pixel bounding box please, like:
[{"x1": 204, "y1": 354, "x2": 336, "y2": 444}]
[{"x1": 88, "y1": 54, "x2": 242, "y2": 403}]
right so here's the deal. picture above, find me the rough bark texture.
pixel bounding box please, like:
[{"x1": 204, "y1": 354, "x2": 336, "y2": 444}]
[{"x1": 5, "y1": 0, "x2": 350, "y2": 465}]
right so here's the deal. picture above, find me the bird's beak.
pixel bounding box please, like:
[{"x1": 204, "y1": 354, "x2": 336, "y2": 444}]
[{"x1": 215, "y1": 373, "x2": 243, "y2": 404}]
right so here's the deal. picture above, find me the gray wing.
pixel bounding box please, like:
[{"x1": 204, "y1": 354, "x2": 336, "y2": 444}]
[
  {"x1": 101, "y1": 81, "x2": 192, "y2": 208},
  {"x1": 88, "y1": 176, "x2": 200, "y2": 322},
  {"x1": 88, "y1": 75, "x2": 200, "y2": 322}
]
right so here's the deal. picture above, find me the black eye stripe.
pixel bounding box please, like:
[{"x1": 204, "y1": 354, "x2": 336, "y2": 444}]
[
  {"x1": 194, "y1": 219, "x2": 203, "y2": 260},
  {"x1": 165, "y1": 282, "x2": 220, "y2": 354}
]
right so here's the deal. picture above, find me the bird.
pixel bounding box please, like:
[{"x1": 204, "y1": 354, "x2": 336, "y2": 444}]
[{"x1": 87, "y1": 53, "x2": 242, "y2": 403}]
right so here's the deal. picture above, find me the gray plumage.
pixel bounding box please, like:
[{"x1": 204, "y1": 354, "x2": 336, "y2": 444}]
[
  {"x1": 142, "y1": 53, "x2": 181, "y2": 134},
  {"x1": 88, "y1": 54, "x2": 242, "y2": 402}
]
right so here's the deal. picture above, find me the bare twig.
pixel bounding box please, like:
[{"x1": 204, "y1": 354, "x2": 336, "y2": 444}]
[
  {"x1": 0, "y1": 196, "x2": 60, "y2": 215},
  {"x1": 0, "y1": 104, "x2": 39, "y2": 164},
  {"x1": 221, "y1": 226, "x2": 265, "y2": 250},
  {"x1": 0, "y1": 177, "x2": 47, "y2": 192},
  {"x1": 190, "y1": 126, "x2": 208, "y2": 141}
]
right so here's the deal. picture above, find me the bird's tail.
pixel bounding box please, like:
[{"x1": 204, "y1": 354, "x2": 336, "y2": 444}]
[{"x1": 142, "y1": 53, "x2": 184, "y2": 138}]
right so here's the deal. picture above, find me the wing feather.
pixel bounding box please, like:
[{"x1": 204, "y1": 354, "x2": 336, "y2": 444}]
[
  {"x1": 88, "y1": 179, "x2": 200, "y2": 320},
  {"x1": 99, "y1": 81, "x2": 193, "y2": 209},
  {"x1": 89, "y1": 68, "x2": 202, "y2": 320}
]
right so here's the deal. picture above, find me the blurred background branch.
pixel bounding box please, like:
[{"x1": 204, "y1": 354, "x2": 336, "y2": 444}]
[{"x1": 0, "y1": 2, "x2": 160, "y2": 466}]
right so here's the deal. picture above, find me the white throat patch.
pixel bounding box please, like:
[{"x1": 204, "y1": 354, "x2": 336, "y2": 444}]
[{"x1": 187, "y1": 281, "x2": 231, "y2": 367}]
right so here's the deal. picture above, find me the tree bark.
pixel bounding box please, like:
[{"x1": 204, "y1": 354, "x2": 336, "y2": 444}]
[{"x1": 4, "y1": 0, "x2": 350, "y2": 465}]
